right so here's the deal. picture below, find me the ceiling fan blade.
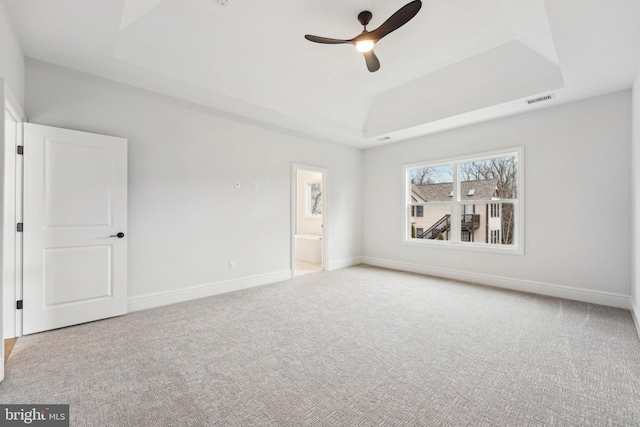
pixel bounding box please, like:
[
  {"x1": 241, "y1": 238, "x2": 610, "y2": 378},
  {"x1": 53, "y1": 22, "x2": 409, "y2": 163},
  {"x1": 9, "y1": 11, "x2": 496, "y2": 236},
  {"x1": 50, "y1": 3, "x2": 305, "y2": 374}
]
[
  {"x1": 304, "y1": 35, "x2": 352, "y2": 45},
  {"x1": 369, "y1": 0, "x2": 422, "y2": 41},
  {"x1": 363, "y1": 50, "x2": 381, "y2": 72}
]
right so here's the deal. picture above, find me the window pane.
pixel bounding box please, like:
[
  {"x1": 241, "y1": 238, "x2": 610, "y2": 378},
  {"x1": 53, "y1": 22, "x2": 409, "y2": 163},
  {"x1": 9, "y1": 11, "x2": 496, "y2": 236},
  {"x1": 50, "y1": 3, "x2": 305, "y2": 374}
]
[
  {"x1": 410, "y1": 165, "x2": 453, "y2": 186},
  {"x1": 458, "y1": 202, "x2": 515, "y2": 245},
  {"x1": 498, "y1": 203, "x2": 515, "y2": 245},
  {"x1": 410, "y1": 165, "x2": 453, "y2": 241},
  {"x1": 459, "y1": 155, "x2": 518, "y2": 200},
  {"x1": 411, "y1": 205, "x2": 451, "y2": 241},
  {"x1": 460, "y1": 203, "x2": 481, "y2": 242}
]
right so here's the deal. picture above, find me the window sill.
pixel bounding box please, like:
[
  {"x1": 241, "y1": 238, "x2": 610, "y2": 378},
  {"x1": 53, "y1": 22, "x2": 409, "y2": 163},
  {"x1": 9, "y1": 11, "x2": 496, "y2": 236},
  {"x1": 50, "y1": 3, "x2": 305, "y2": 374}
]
[{"x1": 403, "y1": 239, "x2": 524, "y2": 256}]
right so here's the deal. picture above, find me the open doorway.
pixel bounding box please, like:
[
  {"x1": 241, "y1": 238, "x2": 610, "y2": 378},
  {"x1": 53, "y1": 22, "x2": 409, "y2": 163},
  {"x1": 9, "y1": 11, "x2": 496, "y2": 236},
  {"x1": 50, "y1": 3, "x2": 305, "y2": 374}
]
[{"x1": 292, "y1": 165, "x2": 327, "y2": 277}]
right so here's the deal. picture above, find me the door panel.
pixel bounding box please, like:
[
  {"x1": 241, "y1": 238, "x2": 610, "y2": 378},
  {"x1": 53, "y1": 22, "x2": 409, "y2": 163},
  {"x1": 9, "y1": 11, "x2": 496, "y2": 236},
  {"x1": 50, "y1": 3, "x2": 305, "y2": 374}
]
[
  {"x1": 44, "y1": 245, "x2": 112, "y2": 306},
  {"x1": 23, "y1": 124, "x2": 127, "y2": 335},
  {"x1": 45, "y1": 139, "x2": 113, "y2": 227}
]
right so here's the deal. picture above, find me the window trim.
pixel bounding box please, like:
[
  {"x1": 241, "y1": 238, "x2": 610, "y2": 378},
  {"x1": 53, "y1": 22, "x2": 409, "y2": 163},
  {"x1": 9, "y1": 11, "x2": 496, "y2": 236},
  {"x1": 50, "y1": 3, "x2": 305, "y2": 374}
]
[{"x1": 403, "y1": 146, "x2": 524, "y2": 255}]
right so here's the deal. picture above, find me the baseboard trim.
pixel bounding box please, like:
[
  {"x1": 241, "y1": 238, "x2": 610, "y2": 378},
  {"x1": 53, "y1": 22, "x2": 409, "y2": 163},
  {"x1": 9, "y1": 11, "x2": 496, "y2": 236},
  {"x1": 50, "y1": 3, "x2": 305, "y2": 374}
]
[
  {"x1": 128, "y1": 270, "x2": 292, "y2": 312},
  {"x1": 362, "y1": 257, "x2": 631, "y2": 309},
  {"x1": 328, "y1": 257, "x2": 363, "y2": 271},
  {"x1": 631, "y1": 300, "x2": 640, "y2": 339}
]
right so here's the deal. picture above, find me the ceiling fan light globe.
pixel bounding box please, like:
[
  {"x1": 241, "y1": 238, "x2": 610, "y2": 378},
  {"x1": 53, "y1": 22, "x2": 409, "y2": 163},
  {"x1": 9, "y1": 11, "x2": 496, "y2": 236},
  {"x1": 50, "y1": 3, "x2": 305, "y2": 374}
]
[{"x1": 355, "y1": 40, "x2": 375, "y2": 52}]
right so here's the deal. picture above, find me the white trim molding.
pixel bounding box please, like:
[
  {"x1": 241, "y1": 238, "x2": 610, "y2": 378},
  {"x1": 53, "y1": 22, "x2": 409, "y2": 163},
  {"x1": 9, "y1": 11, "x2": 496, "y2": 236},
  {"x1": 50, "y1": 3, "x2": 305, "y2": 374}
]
[
  {"x1": 328, "y1": 257, "x2": 363, "y2": 271},
  {"x1": 631, "y1": 300, "x2": 640, "y2": 339},
  {"x1": 128, "y1": 270, "x2": 292, "y2": 313},
  {"x1": 362, "y1": 257, "x2": 631, "y2": 309}
]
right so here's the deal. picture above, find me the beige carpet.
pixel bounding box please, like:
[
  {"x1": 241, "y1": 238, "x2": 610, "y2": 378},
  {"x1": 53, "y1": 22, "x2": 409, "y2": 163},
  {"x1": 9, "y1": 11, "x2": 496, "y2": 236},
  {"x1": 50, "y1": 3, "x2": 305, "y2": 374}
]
[{"x1": 1, "y1": 265, "x2": 639, "y2": 426}]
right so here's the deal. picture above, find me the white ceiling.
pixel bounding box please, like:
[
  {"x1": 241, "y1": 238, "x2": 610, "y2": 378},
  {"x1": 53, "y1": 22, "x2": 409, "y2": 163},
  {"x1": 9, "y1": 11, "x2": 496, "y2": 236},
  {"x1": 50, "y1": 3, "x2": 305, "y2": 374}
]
[{"x1": 4, "y1": 0, "x2": 640, "y2": 148}]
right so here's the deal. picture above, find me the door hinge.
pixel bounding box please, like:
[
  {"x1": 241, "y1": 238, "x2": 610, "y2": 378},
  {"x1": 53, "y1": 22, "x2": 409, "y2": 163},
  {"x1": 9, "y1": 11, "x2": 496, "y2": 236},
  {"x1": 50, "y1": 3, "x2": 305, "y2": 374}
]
[
  {"x1": 16, "y1": 300, "x2": 23, "y2": 310},
  {"x1": 17, "y1": 145, "x2": 23, "y2": 155},
  {"x1": 17, "y1": 223, "x2": 23, "y2": 232}
]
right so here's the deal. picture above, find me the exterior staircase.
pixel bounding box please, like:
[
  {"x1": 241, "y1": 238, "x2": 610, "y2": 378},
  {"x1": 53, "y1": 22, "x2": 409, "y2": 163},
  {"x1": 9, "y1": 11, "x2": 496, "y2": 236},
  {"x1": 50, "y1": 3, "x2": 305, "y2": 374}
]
[
  {"x1": 417, "y1": 214, "x2": 481, "y2": 240},
  {"x1": 418, "y1": 214, "x2": 451, "y2": 239}
]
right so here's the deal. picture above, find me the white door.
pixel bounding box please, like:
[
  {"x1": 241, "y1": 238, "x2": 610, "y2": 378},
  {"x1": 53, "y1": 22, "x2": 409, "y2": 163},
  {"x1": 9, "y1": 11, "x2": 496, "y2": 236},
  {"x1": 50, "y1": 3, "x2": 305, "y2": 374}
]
[{"x1": 22, "y1": 124, "x2": 127, "y2": 335}]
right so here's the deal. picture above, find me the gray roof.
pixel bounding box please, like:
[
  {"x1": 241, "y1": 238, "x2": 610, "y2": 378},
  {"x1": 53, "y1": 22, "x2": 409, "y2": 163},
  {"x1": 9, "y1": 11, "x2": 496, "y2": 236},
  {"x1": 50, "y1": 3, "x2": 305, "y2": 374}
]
[{"x1": 412, "y1": 179, "x2": 499, "y2": 202}]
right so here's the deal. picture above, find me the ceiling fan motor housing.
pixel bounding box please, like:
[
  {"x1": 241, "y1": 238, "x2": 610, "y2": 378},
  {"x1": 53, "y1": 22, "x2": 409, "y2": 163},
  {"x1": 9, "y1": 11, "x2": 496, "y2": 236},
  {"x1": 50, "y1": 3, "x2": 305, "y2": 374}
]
[{"x1": 358, "y1": 11, "x2": 373, "y2": 27}]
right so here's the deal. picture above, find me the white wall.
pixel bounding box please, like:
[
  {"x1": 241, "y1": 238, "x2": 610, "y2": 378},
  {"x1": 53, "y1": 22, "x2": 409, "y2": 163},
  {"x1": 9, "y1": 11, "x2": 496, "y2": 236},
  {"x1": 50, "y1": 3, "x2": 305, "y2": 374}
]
[
  {"x1": 25, "y1": 60, "x2": 362, "y2": 307},
  {"x1": 632, "y1": 70, "x2": 640, "y2": 331},
  {"x1": 0, "y1": 1, "x2": 25, "y2": 106},
  {"x1": 363, "y1": 91, "x2": 632, "y2": 307},
  {"x1": 296, "y1": 170, "x2": 323, "y2": 236}
]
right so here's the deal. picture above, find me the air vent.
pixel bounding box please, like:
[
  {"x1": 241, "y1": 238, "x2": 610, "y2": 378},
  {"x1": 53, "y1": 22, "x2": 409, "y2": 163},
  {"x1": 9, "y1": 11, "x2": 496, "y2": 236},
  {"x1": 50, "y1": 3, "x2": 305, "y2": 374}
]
[
  {"x1": 526, "y1": 93, "x2": 555, "y2": 105},
  {"x1": 377, "y1": 136, "x2": 392, "y2": 142}
]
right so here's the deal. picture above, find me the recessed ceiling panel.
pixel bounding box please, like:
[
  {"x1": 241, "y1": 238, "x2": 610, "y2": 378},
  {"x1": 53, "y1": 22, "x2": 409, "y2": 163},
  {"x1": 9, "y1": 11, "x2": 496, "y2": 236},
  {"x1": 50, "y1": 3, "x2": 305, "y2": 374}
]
[
  {"x1": 119, "y1": 0, "x2": 165, "y2": 31},
  {"x1": 364, "y1": 40, "x2": 564, "y2": 138},
  {"x1": 6, "y1": 0, "x2": 638, "y2": 147},
  {"x1": 112, "y1": 0, "x2": 373, "y2": 128}
]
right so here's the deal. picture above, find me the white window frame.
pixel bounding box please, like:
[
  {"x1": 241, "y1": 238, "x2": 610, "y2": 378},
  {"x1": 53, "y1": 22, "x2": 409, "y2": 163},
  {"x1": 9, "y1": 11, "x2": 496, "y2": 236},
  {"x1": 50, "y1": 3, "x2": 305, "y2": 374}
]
[{"x1": 403, "y1": 146, "x2": 524, "y2": 255}]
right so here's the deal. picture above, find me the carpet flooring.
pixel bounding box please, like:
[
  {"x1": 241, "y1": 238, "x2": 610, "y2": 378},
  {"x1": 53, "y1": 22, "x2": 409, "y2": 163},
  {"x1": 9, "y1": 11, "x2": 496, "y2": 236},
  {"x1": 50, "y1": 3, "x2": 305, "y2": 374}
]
[{"x1": 1, "y1": 265, "x2": 639, "y2": 426}]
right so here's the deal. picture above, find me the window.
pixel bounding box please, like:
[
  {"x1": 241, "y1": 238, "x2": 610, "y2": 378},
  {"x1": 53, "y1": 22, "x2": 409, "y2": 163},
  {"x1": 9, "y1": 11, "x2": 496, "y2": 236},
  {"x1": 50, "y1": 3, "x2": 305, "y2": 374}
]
[
  {"x1": 405, "y1": 147, "x2": 523, "y2": 254},
  {"x1": 306, "y1": 182, "x2": 322, "y2": 216},
  {"x1": 490, "y1": 203, "x2": 500, "y2": 218},
  {"x1": 461, "y1": 204, "x2": 475, "y2": 215}
]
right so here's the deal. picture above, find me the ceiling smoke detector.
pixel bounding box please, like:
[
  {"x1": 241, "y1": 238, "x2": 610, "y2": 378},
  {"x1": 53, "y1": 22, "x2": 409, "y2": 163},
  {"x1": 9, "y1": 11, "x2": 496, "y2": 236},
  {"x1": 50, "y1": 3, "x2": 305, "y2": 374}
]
[{"x1": 217, "y1": 0, "x2": 230, "y2": 7}]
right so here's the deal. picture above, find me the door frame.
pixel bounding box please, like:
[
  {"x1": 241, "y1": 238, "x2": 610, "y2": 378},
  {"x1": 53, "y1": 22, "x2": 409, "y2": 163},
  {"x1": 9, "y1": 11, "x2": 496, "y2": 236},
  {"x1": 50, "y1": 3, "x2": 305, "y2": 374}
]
[
  {"x1": 291, "y1": 163, "x2": 329, "y2": 277},
  {"x1": 3, "y1": 84, "x2": 25, "y2": 341},
  {"x1": 1, "y1": 80, "x2": 26, "y2": 381}
]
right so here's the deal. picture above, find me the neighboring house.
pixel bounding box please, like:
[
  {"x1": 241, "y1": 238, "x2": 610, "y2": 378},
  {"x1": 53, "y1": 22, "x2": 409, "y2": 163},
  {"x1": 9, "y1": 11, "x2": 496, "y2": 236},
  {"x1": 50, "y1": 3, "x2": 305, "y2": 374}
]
[{"x1": 411, "y1": 179, "x2": 501, "y2": 243}]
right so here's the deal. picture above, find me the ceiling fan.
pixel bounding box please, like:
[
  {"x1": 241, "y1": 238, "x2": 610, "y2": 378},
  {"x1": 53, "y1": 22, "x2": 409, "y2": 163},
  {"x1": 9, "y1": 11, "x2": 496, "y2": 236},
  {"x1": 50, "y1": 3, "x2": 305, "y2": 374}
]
[{"x1": 304, "y1": 0, "x2": 422, "y2": 73}]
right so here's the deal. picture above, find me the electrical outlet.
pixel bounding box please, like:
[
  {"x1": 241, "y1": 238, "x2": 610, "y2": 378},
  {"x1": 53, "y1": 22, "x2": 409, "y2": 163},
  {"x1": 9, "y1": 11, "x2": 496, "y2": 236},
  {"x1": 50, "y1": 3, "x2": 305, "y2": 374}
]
[
  {"x1": 229, "y1": 261, "x2": 235, "y2": 270},
  {"x1": 456, "y1": 255, "x2": 462, "y2": 262},
  {"x1": 252, "y1": 182, "x2": 258, "y2": 190}
]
